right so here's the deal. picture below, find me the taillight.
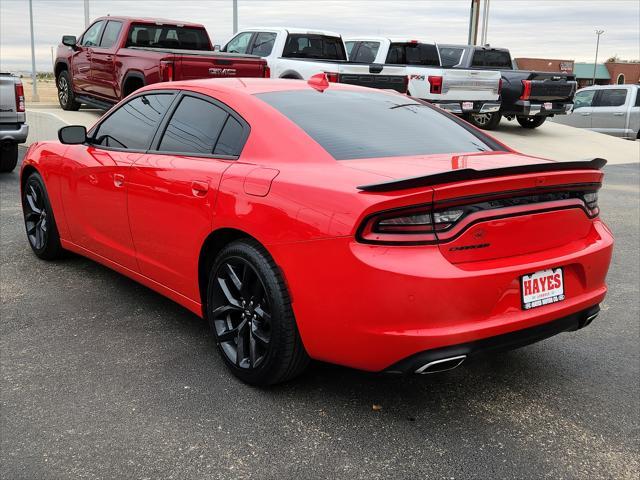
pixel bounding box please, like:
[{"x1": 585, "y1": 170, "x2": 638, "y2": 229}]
[
  {"x1": 498, "y1": 78, "x2": 503, "y2": 95},
  {"x1": 264, "y1": 65, "x2": 271, "y2": 78},
  {"x1": 358, "y1": 205, "x2": 464, "y2": 244},
  {"x1": 15, "y1": 82, "x2": 25, "y2": 112},
  {"x1": 324, "y1": 71, "x2": 339, "y2": 83},
  {"x1": 428, "y1": 75, "x2": 443, "y2": 94},
  {"x1": 160, "y1": 61, "x2": 174, "y2": 82},
  {"x1": 520, "y1": 79, "x2": 532, "y2": 100},
  {"x1": 583, "y1": 191, "x2": 599, "y2": 217}
]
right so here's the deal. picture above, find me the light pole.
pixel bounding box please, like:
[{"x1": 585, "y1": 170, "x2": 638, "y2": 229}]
[
  {"x1": 84, "y1": 0, "x2": 90, "y2": 28},
  {"x1": 467, "y1": 0, "x2": 480, "y2": 45},
  {"x1": 232, "y1": 0, "x2": 238, "y2": 34},
  {"x1": 592, "y1": 29, "x2": 604, "y2": 86},
  {"x1": 28, "y1": 0, "x2": 39, "y2": 102}
]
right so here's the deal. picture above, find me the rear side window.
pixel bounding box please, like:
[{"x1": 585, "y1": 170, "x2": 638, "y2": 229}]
[
  {"x1": 594, "y1": 89, "x2": 627, "y2": 107},
  {"x1": 282, "y1": 34, "x2": 346, "y2": 60},
  {"x1": 93, "y1": 94, "x2": 173, "y2": 150},
  {"x1": 251, "y1": 32, "x2": 277, "y2": 56},
  {"x1": 126, "y1": 24, "x2": 210, "y2": 50},
  {"x1": 257, "y1": 90, "x2": 492, "y2": 160},
  {"x1": 471, "y1": 49, "x2": 512, "y2": 68},
  {"x1": 99, "y1": 21, "x2": 122, "y2": 48},
  {"x1": 351, "y1": 42, "x2": 380, "y2": 63},
  {"x1": 157, "y1": 96, "x2": 248, "y2": 157},
  {"x1": 439, "y1": 47, "x2": 464, "y2": 67},
  {"x1": 386, "y1": 43, "x2": 440, "y2": 66},
  {"x1": 80, "y1": 21, "x2": 104, "y2": 47}
]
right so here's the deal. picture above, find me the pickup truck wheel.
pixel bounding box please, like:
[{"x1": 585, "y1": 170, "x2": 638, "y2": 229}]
[
  {"x1": 516, "y1": 115, "x2": 546, "y2": 129},
  {"x1": 57, "y1": 71, "x2": 81, "y2": 111},
  {"x1": 465, "y1": 112, "x2": 502, "y2": 130},
  {"x1": 207, "y1": 239, "x2": 309, "y2": 386},
  {"x1": 0, "y1": 143, "x2": 18, "y2": 173},
  {"x1": 22, "y1": 172, "x2": 64, "y2": 260}
]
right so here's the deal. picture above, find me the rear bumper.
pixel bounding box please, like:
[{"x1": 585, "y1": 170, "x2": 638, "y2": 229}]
[
  {"x1": 0, "y1": 122, "x2": 29, "y2": 144},
  {"x1": 503, "y1": 100, "x2": 573, "y2": 117},
  {"x1": 385, "y1": 304, "x2": 600, "y2": 373},
  {"x1": 432, "y1": 100, "x2": 501, "y2": 114}
]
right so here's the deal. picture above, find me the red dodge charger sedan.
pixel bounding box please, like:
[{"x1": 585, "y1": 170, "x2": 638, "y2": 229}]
[{"x1": 21, "y1": 75, "x2": 613, "y2": 385}]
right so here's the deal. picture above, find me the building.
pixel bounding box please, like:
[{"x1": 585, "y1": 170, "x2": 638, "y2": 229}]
[
  {"x1": 514, "y1": 58, "x2": 574, "y2": 74},
  {"x1": 573, "y1": 63, "x2": 610, "y2": 87},
  {"x1": 604, "y1": 61, "x2": 640, "y2": 86}
]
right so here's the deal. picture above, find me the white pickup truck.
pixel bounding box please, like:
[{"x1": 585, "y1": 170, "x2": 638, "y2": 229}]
[
  {"x1": 221, "y1": 28, "x2": 409, "y2": 93},
  {"x1": 344, "y1": 37, "x2": 502, "y2": 115}
]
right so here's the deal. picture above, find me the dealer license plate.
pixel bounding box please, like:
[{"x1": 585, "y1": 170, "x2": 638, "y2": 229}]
[
  {"x1": 521, "y1": 268, "x2": 565, "y2": 310},
  {"x1": 543, "y1": 102, "x2": 553, "y2": 110},
  {"x1": 462, "y1": 101, "x2": 474, "y2": 110}
]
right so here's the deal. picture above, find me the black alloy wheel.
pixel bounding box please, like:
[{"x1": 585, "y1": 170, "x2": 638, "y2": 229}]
[
  {"x1": 22, "y1": 173, "x2": 63, "y2": 259},
  {"x1": 207, "y1": 240, "x2": 309, "y2": 385},
  {"x1": 516, "y1": 115, "x2": 546, "y2": 129},
  {"x1": 466, "y1": 112, "x2": 502, "y2": 130},
  {"x1": 57, "y1": 71, "x2": 80, "y2": 111}
]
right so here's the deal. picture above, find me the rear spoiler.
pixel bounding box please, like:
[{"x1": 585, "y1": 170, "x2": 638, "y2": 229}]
[{"x1": 357, "y1": 158, "x2": 607, "y2": 192}]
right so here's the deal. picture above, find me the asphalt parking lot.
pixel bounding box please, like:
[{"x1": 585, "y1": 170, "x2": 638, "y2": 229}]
[{"x1": 1, "y1": 148, "x2": 639, "y2": 479}]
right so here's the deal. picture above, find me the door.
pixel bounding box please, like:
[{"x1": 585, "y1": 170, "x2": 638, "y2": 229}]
[
  {"x1": 561, "y1": 89, "x2": 596, "y2": 128},
  {"x1": 127, "y1": 93, "x2": 250, "y2": 301},
  {"x1": 590, "y1": 88, "x2": 629, "y2": 136},
  {"x1": 71, "y1": 20, "x2": 104, "y2": 94},
  {"x1": 90, "y1": 20, "x2": 123, "y2": 99},
  {"x1": 61, "y1": 92, "x2": 176, "y2": 271}
]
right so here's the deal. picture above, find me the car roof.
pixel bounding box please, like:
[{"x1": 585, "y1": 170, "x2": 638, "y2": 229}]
[
  {"x1": 240, "y1": 27, "x2": 342, "y2": 37},
  {"x1": 142, "y1": 77, "x2": 403, "y2": 97},
  {"x1": 578, "y1": 84, "x2": 638, "y2": 91},
  {"x1": 344, "y1": 36, "x2": 435, "y2": 44},
  {"x1": 94, "y1": 16, "x2": 205, "y2": 28}
]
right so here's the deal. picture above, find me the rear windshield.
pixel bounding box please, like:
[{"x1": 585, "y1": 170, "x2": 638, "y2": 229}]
[
  {"x1": 386, "y1": 43, "x2": 440, "y2": 66},
  {"x1": 126, "y1": 24, "x2": 210, "y2": 50},
  {"x1": 471, "y1": 49, "x2": 512, "y2": 68},
  {"x1": 282, "y1": 34, "x2": 346, "y2": 60},
  {"x1": 256, "y1": 90, "x2": 492, "y2": 160},
  {"x1": 439, "y1": 47, "x2": 464, "y2": 67}
]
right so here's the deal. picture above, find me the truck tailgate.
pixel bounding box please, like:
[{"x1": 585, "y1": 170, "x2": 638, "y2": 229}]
[
  {"x1": 337, "y1": 64, "x2": 407, "y2": 93},
  {"x1": 177, "y1": 53, "x2": 267, "y2": 80},
  {"x1": 441, "y1": 68, "x2": 501, "y2": 101},
  {"x1": 527, "y1": 72, "x2": 576, "y2": 101}
]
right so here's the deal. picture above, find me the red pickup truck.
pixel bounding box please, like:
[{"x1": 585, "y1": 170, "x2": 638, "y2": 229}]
[{"x1": 54, "y1": 16, "x2": 269, "y2": 110}]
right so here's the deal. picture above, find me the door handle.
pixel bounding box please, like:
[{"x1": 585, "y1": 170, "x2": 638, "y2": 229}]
[
  {"x1": 191, "y1": 180, "x2": 209, "y2": 197},
  {"x1": 113, "y1": 173, "x2": 125, "y2": 188},
  {"x1": 580, "y1": 112, "x2": 591, "y2": 116},
  {"x1": 613, "y1": 112, "x2": 625, "y2": 116}
]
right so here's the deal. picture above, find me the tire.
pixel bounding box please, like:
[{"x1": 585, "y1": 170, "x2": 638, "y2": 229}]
[
  {"x1": 22, "y1": 172, "x2": 64, "y2": 260},
  {"x1": 207, "y1": 239, "x2": 309, "y2": 386},
  {"x1": 57, "y1": 70, "x2": 81, "y2": 111},
  {"x1": 465, "y1": 112, "x2": 502, "y2": 130},
  {"x1": 0, "y1": 142, "x2": 18, "y2": 173},
  {"x1": 516, "y1": 115, "x2": 546, "y2": 129}
]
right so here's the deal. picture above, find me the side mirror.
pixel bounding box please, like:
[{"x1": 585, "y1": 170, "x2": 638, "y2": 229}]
[
  {"x1": 213, "y1": 44, "x2": 221, "y2": 51},
  {"x1": 58, "y1": 125, "x2": 87, "y2": 145},
  {"x1": 62, "y1": 35, "x2": 78, "y2": 49}
]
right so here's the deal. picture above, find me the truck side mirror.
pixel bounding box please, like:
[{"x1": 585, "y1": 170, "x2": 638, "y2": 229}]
[
  {"x1": 62, "y1": 35, "x2": 78, "y2": 49},
  {"x1": 213, "y1": 44, "x2": 221, "y2": 51},
  {"x1": 58, "y1": 125, "x2": 87, "y2": 145}
]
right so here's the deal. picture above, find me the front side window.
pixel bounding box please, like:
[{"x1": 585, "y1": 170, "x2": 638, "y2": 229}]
[
  {"x1": 257, "y1": 90, "x2": 492, "y2": 160},
  {"x1": 158, "y1": 96, "x2": 246, "y2": 156},
  {"x1": 386, "y1": 43, "x2": 440, "y2": 66},
  {"x1": 224, "y1": 32, "x2": 253, "y2": 54},
  {"x1": 93, "y1": 94, "x2": 173, "y2": 150},
  {"x1": 439, "y1": 47, "x2": 464, "y2": 67},
  {"x1": 251, "y1": 32, "x2": 277, "y2": 57},
  {"x1": 345, "y1": 41, "x2": 355, "y2": 57},
  {"x1": 635, "y1": 89, "x2": 640, "y2": 107},
  {"x1": 81, "y1": 21, "x2": 104, "y2": 47},
  {"x1": 351, "y1": 41, "x2": 380, "y2": 63},
  {"x1": 594, "y1": 89, "x2": 627, "y2": 107},
  {"x1": 573, "y1": 90, "x2": 596, "y2": 109},
  {"x1": 282, "y1": 34, "x2": 346, "y2": 60},
  {"x1": 99, "y1": 21, "x2": 123, "y2": 49}
]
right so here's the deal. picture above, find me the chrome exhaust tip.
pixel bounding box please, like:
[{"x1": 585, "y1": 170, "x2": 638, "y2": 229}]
[{"x1": 415, "y1": 355, "x2": 467, "y2": 374}]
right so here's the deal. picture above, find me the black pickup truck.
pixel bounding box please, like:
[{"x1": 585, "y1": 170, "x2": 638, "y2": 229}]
[{"x1": 438, "y1": 45, "x2": 577, "y2": 130}]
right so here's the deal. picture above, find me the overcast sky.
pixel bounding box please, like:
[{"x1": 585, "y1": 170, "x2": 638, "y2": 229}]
[{"x1": 1, "y1": 0, "x2": 638, "y2": 72}]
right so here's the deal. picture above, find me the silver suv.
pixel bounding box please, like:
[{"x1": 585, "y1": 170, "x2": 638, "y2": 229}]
[{"x1": 0, "y1": 73, "x2": 29, "y2": 172}]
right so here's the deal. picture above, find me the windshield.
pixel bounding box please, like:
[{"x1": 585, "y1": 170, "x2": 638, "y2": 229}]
[{"x1": 256, "y1": 90, "x2": 493, "y2": 160}]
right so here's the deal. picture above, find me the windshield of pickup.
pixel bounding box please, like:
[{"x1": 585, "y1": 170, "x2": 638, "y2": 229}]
[
  {"x1": 256, "y1": 90, "x2": 493, "y2": 160},
  {"x1": 125, "y1": 23, "x2": 210, "y2": 50},
  {"x1": 282, "y1": 34, "x2": 347, "y2": 60},
  {"x1": 386, "y1": 43, "x2": 440, "y2": 66}
]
